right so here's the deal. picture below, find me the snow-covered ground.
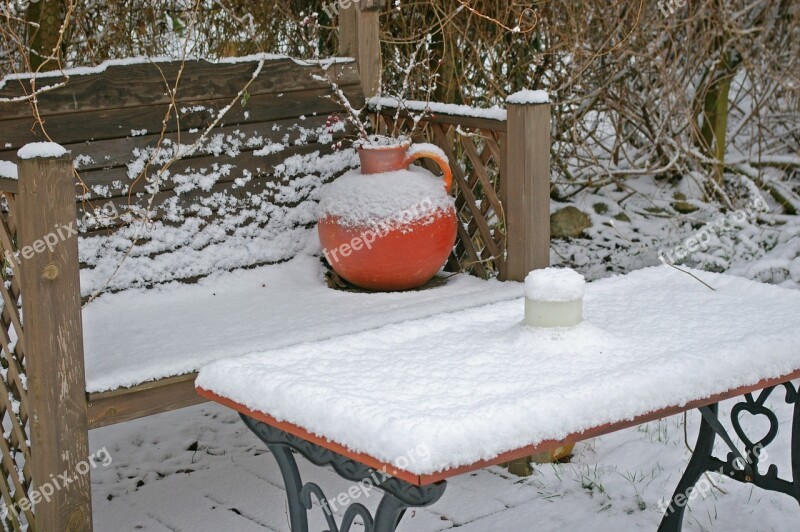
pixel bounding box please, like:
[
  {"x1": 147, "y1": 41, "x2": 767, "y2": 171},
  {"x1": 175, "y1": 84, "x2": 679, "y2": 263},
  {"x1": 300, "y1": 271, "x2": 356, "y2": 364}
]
[
  {"x1": 90, "y1": 392, "x2": 797, "y2": 531},
  {"x1": 550, "y1": 174, "x2": 800, "y2": 289}
]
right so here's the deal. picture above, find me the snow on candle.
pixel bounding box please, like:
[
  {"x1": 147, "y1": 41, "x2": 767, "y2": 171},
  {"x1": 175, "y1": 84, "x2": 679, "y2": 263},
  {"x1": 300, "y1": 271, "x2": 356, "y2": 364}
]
[{"x1": 524, "y1": 267, "x2": 585, "y2": 327}]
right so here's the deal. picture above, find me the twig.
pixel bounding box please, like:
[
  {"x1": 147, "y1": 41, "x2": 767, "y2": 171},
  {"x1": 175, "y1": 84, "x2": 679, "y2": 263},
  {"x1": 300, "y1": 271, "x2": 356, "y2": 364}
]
[{"x1": 608, "y1": 219, "x2": 716, "y2": 291}]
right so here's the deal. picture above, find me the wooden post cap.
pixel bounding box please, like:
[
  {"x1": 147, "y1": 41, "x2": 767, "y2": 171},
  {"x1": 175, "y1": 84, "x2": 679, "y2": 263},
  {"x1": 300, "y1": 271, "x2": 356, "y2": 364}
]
[
  {"x1": 506, "y1": 89, "x2": 550, "y2": 106},
  {"x1": 358, "y1": 0, "x2": 384, "y2": 10},
  {"x1": 16, "y1": 141, "x2": 69, "y2": 161}
]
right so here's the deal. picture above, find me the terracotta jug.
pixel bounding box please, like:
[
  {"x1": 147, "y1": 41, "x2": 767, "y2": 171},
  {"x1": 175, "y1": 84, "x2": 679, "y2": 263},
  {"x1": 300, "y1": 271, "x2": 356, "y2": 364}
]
[{"x1": 318, "y1": 141, "x2": 458, "y2": 291}]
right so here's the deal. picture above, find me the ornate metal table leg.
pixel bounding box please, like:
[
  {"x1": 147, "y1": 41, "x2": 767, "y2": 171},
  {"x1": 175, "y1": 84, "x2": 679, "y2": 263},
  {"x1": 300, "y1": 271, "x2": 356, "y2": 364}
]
[
  {"x1": 372, "y1": 494, "x2": 407, "y2": 531},
  {"x1": 241, "y1": 414, "x2": 446, "y2": 532},
  {"x1": 659, "y1": 382, "x2": 800, "y2": 532},
  {"x1": 658, "y1": 404, "x2": 717, "y2": 532},
  {"x1": 267, "y1": 442, "x2": 309, "y2": 532}
]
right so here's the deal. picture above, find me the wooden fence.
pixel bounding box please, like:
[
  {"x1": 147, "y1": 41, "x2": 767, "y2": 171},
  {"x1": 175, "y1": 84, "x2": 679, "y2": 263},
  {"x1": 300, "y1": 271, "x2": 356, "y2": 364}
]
[
  {"x1": 0, "y1": 190, "x2": 40, "y2": 530},
  {"x1": 0, "y1": 4, "x2": 551, "y2": 530},
  {"x1": 0, "y1": 104, "x2": 551, "y2": 532}
]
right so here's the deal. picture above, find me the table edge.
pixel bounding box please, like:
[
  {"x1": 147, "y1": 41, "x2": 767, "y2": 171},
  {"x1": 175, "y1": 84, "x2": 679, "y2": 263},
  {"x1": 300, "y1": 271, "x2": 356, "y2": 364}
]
[{"x1": 196, "y1": 368, "x2": 800, "y2": 486}]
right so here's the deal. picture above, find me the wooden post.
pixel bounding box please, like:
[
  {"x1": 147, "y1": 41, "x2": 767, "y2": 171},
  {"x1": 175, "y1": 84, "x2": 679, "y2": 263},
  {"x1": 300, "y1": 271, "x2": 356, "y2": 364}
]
[
  {"x1": 501, "y1": 101, "x2": 551, "y2": 281},
  {"x1": 356, "y1": 2, "x2": 382, "y2": 98},
  {"x1": 337, "y1": 3, "x2": 358, "y2": 58},
  {"x1": 16, "y1": 153, "x2": 93, "y2": 531},
  {"x1": 338, "y1": 1, "x2": 382, "y2": 97}
]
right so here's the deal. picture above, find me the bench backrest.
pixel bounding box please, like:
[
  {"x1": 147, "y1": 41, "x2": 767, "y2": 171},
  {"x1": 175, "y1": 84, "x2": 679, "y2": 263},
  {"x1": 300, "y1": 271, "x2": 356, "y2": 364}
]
[
  {"x1": 1, "y1": 57, "x2": 551, "y2": 299},
  {"x1": 0, "y1": 44, "x2": 551, "y2": 530},
  {"x1": 0, "y1": 56, "x2": 363, "y2": 296}
]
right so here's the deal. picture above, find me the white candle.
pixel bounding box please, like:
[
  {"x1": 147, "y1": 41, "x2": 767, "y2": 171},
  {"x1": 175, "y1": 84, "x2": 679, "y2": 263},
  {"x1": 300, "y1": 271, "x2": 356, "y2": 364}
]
[{"x1": 524, "y1": 268, "x2": 585, "y2": 328}]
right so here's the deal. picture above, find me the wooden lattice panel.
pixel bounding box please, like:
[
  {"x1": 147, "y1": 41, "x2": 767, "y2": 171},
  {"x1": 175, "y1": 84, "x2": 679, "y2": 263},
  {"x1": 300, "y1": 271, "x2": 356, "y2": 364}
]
[
  {"x1": 375, "y1": 112, "x2": 507, "y2": 278},
  {"x1": 0, "y1": 192, "x2": 35, "y2": 531}
]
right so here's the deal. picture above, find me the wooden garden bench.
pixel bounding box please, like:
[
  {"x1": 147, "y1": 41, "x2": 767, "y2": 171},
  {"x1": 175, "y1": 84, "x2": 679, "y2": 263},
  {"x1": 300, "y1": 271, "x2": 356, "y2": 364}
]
[
  {"x1": 0, "y1": 51, "x2": 550, "y2": 530},
  {"x1": 196, "y1": 267, "x2": 800, "y2": 532}
]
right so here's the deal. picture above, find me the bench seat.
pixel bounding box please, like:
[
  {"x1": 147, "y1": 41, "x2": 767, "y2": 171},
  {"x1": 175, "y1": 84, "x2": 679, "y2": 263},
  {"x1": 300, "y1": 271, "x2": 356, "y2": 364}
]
[
  {"x1": 83, "y1": 254, "x2": 521, "y2": 394},
  {"x1": 197, "y1": 266, "x2": 800, "y2": 481}
]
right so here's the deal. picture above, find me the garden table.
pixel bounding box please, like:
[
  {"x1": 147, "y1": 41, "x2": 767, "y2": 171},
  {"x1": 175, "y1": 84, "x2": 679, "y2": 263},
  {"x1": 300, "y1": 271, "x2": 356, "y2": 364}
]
[{"x1": 196, "y1": 265, "x2": 800, "y2": 531}]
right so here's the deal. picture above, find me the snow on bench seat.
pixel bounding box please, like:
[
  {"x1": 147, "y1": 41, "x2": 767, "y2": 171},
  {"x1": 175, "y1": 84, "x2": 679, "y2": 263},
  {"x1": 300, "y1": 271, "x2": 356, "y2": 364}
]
[
  {"x1": 196, "y1": 266, "x2": 800, "y2": 476},
  {"x1": 82, "y1": 255, "x2": 520, "y2": 393}
]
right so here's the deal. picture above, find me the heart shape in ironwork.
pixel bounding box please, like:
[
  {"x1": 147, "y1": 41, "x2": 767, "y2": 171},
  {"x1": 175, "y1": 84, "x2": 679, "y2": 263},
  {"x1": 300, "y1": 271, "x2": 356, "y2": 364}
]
[{"x1": 731, "y1": 401, "x2": 779, "y2": 452}]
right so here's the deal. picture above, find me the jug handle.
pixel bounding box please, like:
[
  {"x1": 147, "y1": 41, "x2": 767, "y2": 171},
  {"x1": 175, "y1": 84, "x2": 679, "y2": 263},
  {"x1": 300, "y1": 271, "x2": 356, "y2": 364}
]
[{"x1": 403, "y1": 143, "x2": 453, "y2": 194}]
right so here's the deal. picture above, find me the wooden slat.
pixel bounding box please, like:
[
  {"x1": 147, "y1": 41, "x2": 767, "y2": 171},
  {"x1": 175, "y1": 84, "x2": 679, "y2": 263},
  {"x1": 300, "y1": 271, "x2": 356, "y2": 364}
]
[
  {"x1": 0, "y1": 114, "x2": 335, "y2": 173},
  {"x1": 0, "y1": 375, "x2": 31, "y2": 459},
  {"x1": 0, "y1": 205, "x2": 31, "y2": 416},
  {"x1": 0, "y1": 59, "x2": 359, "y2": 118},
  {"x1": 0, "y1": 177, "x2": 17, "y2": 194},
  {"x1": 495, "y1": 131, "x2": 508, "y2": 278},
  {"x1": 448, "y1": 131, "x2": 502, "y2": 274},
  {"x1": 453, "y1": 213, "x2": 487, "y2": 278},
  {"x1": 431, "y1": 123, "x2": 500, "y2": 260},
  {"x1": 482, "y1": 130, "x2": 503, "y2": 162},
  {"x1": 75, "y1": 135, "x2": 343, "y2": 201},
  {"x1": 3, "y1": 193, "x2": 17, "y2": 235},
  {"x1": 74, "y1": 156, "x2": 334, "y2": 237},
  {"x1": 459, "y1": 135, "x2": 504, "y2": 233},
  {"x1": 0, "y1": 336, "x2": 31, "y2": 459},
  {"x1": 1, "y1": 85, "x2": 363, "y2": 149},
  {"x1": 80, "y1": 134, "x2": 344, "y2": 193},
  {"x1": 378, "y1": 107, "x2": 507, "y2": 132},
  {"x1": 0, "y1": 214, "x2": 25, "y2": 302},
  {"x1": 7, "y1": 136, "x2": 343, "y2": 213},
  {"x1": 86, "y1": 373, "x2": 205, "y2": 429},
  {"x1": 0, "y1": 277, "x2": 26, "y2": 357},
  {"x1": 0, "y1": 433, "x2": 34, "y2": 527},
  {"x1": 0, "y1": 463, "x2": 23, "y2": 531},
  {"x1": 475, "y1": 140, "x2": 505, "y2": 258}
]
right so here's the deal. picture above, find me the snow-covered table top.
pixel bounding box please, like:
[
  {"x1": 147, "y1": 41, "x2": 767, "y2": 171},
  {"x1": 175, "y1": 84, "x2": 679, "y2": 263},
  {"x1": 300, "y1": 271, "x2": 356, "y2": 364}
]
[
  {"x1": 196, "y1": 266, "x2": 800, "y2": 480},
  {"x1": 82, "y1": 255, "x2": 519, "y2": 393}
]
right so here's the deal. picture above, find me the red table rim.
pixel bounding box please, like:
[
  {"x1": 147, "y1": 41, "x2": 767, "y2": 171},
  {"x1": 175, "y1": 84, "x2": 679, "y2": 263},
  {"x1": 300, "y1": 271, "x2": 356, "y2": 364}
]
[{"x1": 196, "y1": 368, "x2": 800, "y2": 486}]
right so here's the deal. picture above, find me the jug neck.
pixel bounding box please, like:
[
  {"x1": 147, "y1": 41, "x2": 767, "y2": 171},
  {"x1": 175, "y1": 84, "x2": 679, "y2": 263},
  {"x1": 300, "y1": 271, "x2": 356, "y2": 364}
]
[{"x1": 357, "y1": 142, "x2": 410, "y2": 174}]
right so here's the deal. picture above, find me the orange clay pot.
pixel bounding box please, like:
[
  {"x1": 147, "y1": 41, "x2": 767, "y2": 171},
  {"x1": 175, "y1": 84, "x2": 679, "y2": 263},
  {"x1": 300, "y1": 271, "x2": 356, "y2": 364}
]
[{"x1": 318, "y1": 142, "x2": 457, "y2": 291}]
